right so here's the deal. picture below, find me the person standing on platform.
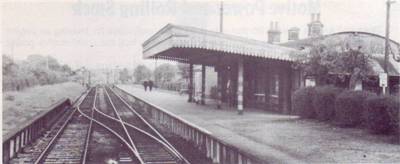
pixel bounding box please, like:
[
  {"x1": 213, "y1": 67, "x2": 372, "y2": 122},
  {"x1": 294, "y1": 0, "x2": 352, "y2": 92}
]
[
  {"x1": 143, "y1": 81, "x2": 148, "y2": 91},
  {"x1": 148, "y1": 80, "x2": 154, "y2": 92}
]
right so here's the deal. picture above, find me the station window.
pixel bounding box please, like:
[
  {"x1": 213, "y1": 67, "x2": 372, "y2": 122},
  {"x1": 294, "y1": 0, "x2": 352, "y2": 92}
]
[
  {"x1": 254, "y1": 73, "x2": 266, "y2": 103},
  {"x1": 305, "y1": 76, "x2": 316, "y2": 87}
]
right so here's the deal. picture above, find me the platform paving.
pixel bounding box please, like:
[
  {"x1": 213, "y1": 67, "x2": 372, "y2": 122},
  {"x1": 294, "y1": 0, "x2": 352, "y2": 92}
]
[{"x1": 118, "y1": 85, "x2": 400, "y2": 163}]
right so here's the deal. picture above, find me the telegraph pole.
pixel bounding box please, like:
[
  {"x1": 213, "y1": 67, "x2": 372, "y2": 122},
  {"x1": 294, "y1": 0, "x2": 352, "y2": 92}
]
[
  {"x1": 383, "y1": 0, "x2": 396, "y2": 94},
  {"x1": 384, "y1": 0, "x2": 397, "y2": 72},
  {"x1": 220, "y1": 1, "x2": 224, "y2": 33}
]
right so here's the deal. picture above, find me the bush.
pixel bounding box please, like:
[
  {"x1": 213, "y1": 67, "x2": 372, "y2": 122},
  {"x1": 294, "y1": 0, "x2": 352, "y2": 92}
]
[
  {"x1": 363, "y1": 95, "x2": 399, "y2": 135},
  {"x1": 292, "y1": 87, "x2": 316, "y2": 118},
  {"x1": 386, "y1": 96, "x2": 400, "y2": 135},
  {"x1": 312, "y1": 86, "x2": 342, "y2": 121},
  {"x1": 334, "y1": 90, "x2": 376, "y2": 127},
  {"x1": 364, "y1": 95, "x2": 393, "y2": 134}
]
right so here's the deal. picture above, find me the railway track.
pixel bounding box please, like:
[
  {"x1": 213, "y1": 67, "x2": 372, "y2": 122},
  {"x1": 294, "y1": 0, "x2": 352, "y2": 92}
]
[
  {"x1": 9, "y1": 85, "x2": 189, "y2": 164},
  {"x1": 104, "y1": 86, "x2": 189, "y2": 164},
  {"x1": 8, "y1": 106, "x2": 75, "y2": 164},
  {"x1": 33, "y1": 88, "x2": 96, "y2": 164},
  {"x1": 91, "y1": 87, "x2": 139, "y2": 163}
]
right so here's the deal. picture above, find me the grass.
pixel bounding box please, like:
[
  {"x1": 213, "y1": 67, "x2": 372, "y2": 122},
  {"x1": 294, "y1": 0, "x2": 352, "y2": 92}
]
[{"x1": 2, "y1": 82, "x2": 85, "y2": 135}]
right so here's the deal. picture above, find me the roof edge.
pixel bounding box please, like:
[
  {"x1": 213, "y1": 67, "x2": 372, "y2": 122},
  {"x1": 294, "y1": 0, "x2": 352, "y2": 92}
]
[{"x1": 142, "y1": 23, "x2": 175, "y2": 47}]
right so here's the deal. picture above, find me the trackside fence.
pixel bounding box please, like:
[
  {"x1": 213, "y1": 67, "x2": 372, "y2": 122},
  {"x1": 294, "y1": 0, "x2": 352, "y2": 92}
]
[{"x1": 2, "y1": 99, "x2": 72, "y2": 163}]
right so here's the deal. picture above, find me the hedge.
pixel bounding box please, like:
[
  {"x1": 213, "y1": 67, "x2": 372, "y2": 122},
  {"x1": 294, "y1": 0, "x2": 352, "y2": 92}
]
[
  {"x1": 334, "y1": 90, "x2": 376, "y2": 127},
  {"x1": 312, "y1": 86, "x2": 342, "y2": 121},
  {"x1": 363, "y1": 95, "x2": 400, "y2": 135},
  {"x1": 385, "y1": 96, "x2": 400, "y2": 135},
  {"x1": 292, "y1": 87, "x2": 316, "y2": 118}
]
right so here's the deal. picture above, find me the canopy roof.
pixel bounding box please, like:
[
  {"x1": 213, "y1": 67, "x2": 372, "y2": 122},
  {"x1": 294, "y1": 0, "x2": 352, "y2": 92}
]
[
  {"x1": 369, "y1": 54, "x2": 400, "y2": 76},
  {"x1": 142, "y1": 24, "x2": 297, "y2": 64}
]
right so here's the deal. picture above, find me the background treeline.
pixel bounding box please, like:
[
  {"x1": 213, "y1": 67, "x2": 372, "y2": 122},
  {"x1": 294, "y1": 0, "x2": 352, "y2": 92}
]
[
  {"x1": 132, "y1": 63, "x2": 187, "y2": 91},
  {"x1": 2, "y1": 54, "x2": 74, "y2": 91}
]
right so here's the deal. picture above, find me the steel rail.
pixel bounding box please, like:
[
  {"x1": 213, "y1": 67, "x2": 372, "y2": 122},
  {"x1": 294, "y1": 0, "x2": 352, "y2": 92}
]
[
  {"x1": 90, "y1": 87, "x2": 141, "y2": 159},
  {"x1": 33, "y1": 88, "x2": 92, "y2": 164},
  {"x1": 81, "y1": 87, "x2": 97, "y2": 164},
  {"x1": 103, "y1": 86, "x2": 145, "y2": 163},
  {"x1": 106, "y1": 87, "x2": 184, "y2": 163},
  {"x1": 34, "y1": 89, "x2": 95, "y2": 164},
  {"x1": 108, "y1": 87, "x2": 190, "y2": 163},
  {"x1": 33, "y1": 109, "x2": 77, "y2": 164},
  {"x1": 76, "y1": 102, "x2": 140, "y2": 163},
  {"x1": 77, "y1": 110, "x2": 139, "y2": 162},
  {"x1": 93, "y1": 102, "x2": 189, "y2": 163}
]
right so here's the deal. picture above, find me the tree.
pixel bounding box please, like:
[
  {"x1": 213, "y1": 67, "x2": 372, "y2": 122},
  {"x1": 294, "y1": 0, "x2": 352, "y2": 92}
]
[
  {"x1": 295, "y1": 36, "x2": 373, "y2": 89},
  {"x1": 61, "y1": 64, "x2": 72, "y2": 75},
  {"x1": 2, "y1": 54, "x2": 75, "y2": 91},
  {"x1": 133, "y1": 65, "x2": 152, "y2": 83},
  {"x1": 47, "y1": 56, "x2": 61, "y2": 71},
  {"x1": 154, "y1": 63, "x2": 177, "y2": 85},
  {"x1": 2, "y1": 55, "x2": 18, "y2": 76},
  {"x1": 177, "y1": 63, "x2": 190, "y2": 80},
  {"x1": 119, "y1": 68, "x2": 131, "y2": 84}
]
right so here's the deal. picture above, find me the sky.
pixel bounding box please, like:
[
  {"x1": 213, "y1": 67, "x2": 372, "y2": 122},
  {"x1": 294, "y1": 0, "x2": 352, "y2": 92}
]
[{"x1": 2, "y1": 0, "x2": 400, "y2": 70}]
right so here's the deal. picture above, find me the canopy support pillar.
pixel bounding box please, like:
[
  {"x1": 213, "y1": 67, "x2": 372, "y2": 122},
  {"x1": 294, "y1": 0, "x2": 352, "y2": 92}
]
[
  {"x1": 188, "y1": 63, "x2": 194, "y2": 102},
  {"x1": 216, "y1": 65, "x2": 222, "y2": 109},
  {"x1": 201, "y1": 64, "x2": 206, "y2": 105},
  {"x1": 237, "y1": 58, "x2": 244, "y2": 115}
]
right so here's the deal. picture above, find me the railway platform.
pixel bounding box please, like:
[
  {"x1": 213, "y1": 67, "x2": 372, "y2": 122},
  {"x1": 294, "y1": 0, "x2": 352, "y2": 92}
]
[{"x1": 117, "y1": 84, "x2": 400, "y2": 163}]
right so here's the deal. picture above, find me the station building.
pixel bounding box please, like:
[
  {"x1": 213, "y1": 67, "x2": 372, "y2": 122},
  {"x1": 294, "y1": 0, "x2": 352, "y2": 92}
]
[
  {"x1": 142, "y1": 13, "x2": 400, "y2": 114},
  {"x1": 142, "y1": 23, "x2": 300, "y2": 114}
]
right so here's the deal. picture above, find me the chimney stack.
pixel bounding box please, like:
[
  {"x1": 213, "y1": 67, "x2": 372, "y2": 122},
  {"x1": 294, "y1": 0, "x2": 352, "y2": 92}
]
[
  {"x1": 268, "y1": 21, "x2": 281, "y2": 44},
  {"x1": 288, "y1": 27, "x2": 300, "y2": 41},
  {"x1": 308, "y1": 13, "x2": 323, "y2": 37}
]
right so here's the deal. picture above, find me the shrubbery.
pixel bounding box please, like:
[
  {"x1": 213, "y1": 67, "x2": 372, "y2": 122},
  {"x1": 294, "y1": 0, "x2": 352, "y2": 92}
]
[
  {"x1": 2, "y1": 54, "x2": 73, "y2": 91},
  {"x1": 385, "y1": 96, "x2": 400, "y2": 135},
  {"x1": 363, "y1": 95, "x2": 399, "y2": 135},
  {"x1": 312, "y1": 85, "x2": 342, "y2": 121},
  {"x1": 334, "y1": 90, "x2": 376, "y2": 127},
  {"x1": 364, "y1": 96, "x2": 399, "y2": 133},
  {"x1": 293, "y1": 85, "x2": 399, "y2": 138},
  {"x1": 292, "y1": 87, "x2": 315, "y2": 118}
]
